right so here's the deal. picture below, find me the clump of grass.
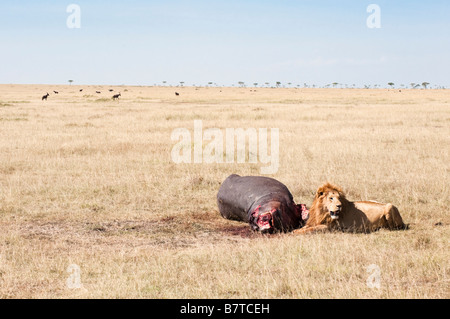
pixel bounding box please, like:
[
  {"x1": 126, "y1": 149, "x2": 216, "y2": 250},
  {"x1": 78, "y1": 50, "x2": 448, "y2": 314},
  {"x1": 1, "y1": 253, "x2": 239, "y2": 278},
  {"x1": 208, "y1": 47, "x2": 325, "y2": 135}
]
[
  {"x1": 94, "y1": 98, "x2": 110, "y2": 102},
  {"x1": 0, "y1": 117, "x2": 28, "y2": 121}
]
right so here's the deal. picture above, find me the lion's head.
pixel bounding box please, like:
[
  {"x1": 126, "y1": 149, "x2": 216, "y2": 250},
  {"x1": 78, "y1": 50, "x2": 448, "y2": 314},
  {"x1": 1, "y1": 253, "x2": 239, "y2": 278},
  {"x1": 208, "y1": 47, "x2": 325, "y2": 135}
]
[{"x1": 307, "y1": 183, "x2": 346, "y2": 225}]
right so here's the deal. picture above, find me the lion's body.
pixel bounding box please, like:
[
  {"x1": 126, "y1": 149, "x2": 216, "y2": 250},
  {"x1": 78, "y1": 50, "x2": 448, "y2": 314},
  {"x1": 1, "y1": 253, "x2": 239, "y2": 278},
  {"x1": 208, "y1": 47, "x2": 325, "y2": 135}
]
[{"x1": 294, "y1": 183, "x2": 407, "y2": 234}]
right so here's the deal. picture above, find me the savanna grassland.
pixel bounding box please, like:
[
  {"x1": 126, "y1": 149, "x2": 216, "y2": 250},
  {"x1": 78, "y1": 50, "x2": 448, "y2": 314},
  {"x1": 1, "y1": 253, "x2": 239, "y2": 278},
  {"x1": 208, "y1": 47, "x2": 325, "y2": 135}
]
[{"x1": 0, "y1": 84, "x2": 448, "y2": 298}]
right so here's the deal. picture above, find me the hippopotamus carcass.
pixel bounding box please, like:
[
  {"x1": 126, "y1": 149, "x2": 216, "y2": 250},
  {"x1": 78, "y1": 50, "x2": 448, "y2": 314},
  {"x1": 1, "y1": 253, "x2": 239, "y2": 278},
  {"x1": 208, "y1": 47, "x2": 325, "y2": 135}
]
[{"x1": 217, "y1": 174, "x2": 309, "y2": 233}]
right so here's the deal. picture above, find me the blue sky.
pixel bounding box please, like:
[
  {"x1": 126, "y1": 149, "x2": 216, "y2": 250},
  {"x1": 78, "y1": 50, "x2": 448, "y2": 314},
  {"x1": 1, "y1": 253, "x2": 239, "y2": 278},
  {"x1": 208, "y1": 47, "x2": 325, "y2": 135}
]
[{"x1": 0, "y1": 0, "x2": 449, "y2": 87}]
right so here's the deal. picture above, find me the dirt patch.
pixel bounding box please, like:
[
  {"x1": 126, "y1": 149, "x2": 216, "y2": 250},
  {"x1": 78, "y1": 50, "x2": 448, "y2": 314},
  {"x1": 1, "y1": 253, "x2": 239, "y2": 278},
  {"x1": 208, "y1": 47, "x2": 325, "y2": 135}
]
[
  {"x1": 19, "y1": 221, "x2": 73, "y2": 240},
  {"x1": 7, "y1": 210, "x2": 262, "y2": 250},
  {"x1": 219, "y1": 224, "x2": 257, "y2": 238}
]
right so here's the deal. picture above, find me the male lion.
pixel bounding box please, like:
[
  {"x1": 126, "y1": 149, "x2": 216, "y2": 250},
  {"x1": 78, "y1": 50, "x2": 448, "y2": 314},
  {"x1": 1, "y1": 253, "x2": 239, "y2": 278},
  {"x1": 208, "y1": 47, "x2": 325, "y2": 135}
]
[{"x1": 293, "y1": 183, "x2": 407, "y2": 234}]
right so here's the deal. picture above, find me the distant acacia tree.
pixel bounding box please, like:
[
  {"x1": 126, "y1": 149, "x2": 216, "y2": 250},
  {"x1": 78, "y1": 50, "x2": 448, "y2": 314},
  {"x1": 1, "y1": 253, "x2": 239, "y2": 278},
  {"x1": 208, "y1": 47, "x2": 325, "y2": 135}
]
[
  {"x1": 179, "y1": 81, "x2": 184, "y2": 87},
  {"x1": 265, "y1": 82, "x2": 270, "y2": 87},
  {"x1": 332, "y1": 82, "x2": 338, "y2": 88},
  {"x1": 410, "y1": 83, "x2": 416, "y2": 89},
  {"x1": 422, "y1": 82, "x2": 430, "y2": 89},
  {"x1": 253, "y1": 83, "x2": 258, "y2": 87},
  {"x1": 238, "y1": 81, "x2": 245, "y2": 88},
  {"x1": 275, "y1": 81, "x2": 281, "y2": 88},
  {"x1": 388, "y1": 82, "x2": 395, "y2": 89},
  {"x1": 68, "y1": 80, "x2": 73, "y2": 85}
]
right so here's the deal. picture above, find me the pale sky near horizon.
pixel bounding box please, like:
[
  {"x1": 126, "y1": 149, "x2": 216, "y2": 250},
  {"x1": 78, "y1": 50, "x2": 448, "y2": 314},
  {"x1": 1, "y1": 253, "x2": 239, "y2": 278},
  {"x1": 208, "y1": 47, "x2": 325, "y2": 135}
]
[{"x1": 0, "y1": 0, "x2": 449, "y2": 87}]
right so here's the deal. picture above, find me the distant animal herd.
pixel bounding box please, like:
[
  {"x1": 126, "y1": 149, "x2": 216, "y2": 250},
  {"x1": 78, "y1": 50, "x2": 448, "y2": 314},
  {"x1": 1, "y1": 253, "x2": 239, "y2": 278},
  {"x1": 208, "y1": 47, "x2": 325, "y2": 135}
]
[
  {"x1": 41, "y1": 89, "x2": 182, "y2": 101},
  {"x1": 41, "y1": 88, "x2": 122, "y2": 101}
]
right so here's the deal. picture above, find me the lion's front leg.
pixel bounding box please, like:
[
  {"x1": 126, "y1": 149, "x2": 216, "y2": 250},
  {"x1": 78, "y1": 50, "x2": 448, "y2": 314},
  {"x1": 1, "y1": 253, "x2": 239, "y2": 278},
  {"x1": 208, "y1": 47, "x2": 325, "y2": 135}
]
[{"x1": 292, "y1": 225, "x2": 329, "y2": 235}]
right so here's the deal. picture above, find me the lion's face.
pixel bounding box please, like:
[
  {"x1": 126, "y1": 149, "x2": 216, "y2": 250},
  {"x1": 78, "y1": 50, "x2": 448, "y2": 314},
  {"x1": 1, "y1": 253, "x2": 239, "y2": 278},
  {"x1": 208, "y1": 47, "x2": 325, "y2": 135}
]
[{"x1": 319, "y1": 190, "x2": 343, "y2": 220}]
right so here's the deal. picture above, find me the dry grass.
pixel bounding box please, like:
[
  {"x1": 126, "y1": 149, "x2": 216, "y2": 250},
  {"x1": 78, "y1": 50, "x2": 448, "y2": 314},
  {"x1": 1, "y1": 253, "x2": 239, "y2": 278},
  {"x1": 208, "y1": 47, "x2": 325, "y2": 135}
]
[{"x1": 0, "y1": 84, "x2": 448, "y2": 298}]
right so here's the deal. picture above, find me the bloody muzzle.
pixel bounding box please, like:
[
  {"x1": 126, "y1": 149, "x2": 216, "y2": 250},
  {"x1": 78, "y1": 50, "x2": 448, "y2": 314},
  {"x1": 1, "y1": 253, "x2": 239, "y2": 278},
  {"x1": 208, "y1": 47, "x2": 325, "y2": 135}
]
[{"x1": 251, "y1": 205, "x2": 277, "y2": 232}]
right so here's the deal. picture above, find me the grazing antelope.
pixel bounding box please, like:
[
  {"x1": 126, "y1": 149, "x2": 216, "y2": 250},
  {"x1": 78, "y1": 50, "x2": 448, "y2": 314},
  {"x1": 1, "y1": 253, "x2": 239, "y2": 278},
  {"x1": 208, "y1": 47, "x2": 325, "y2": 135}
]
[
  {"x1": 79, "y1": 89, "x2": 83, "y2": 92},
  {"x1": 96, "y1": 91, "x2": 101, "y2": 94},
  {"x1": 109, "y1": 89, "x2": 114, "y2": 92},
  {"x1": 175, "y1": 92, "x2": 180, "y2": 96},
  {"x1": 53, "y1": 90, "x2": 59, "y2": 94},
  {"x1": 42, "y1": 93, "x2": 50, "y2": 100},
  {"x1": 112, "y1": 93, "x2": 121, "y2": 100}
]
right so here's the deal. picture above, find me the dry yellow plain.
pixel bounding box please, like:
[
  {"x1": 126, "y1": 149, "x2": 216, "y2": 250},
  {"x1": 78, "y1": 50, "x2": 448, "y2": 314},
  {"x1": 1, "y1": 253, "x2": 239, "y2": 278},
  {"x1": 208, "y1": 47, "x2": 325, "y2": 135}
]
[{"x1": 0, "y1": 84, "x2": 448, "y2": 298}]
